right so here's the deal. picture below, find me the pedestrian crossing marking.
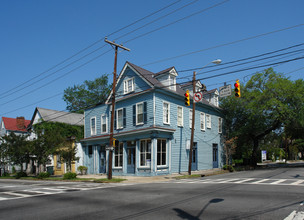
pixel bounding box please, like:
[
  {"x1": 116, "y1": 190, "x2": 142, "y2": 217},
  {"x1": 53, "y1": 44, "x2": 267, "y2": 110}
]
[{"x1": 171, "y1": 178, "x2": 304, "y2": 186}]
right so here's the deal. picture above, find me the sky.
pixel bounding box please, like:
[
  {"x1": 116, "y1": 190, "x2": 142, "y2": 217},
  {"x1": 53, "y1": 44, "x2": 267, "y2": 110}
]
[{"x1": 0, "y1": 0, "x2": 303, "y2": 120}]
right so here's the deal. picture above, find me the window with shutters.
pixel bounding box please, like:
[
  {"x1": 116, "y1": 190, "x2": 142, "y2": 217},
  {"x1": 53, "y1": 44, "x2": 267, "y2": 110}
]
[
  {"x1": 136, "y1": 102, "x2": 144, "y2": 125},
  {"x1": 200, "y1": 112, "x2": 205, "y2": 131},
  {"x1": 177, "y1": 106, "x2": 183, "y2": 127},
  {"x1": 206, "y1": 114, "x2": 211, "y2": 129},
  {"x1": 218, "y1": 117, "x2": 222, "y2": 133}
]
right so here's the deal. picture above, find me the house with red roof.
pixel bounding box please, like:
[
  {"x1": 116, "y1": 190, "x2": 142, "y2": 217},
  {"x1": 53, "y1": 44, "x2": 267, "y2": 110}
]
[{"x1": 0, "y1": 117, "x2": 31, "y2": 137}]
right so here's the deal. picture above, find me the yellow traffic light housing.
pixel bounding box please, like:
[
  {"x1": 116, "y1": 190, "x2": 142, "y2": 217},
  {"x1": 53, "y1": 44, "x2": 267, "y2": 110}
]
[
  {"x1": 184, "y1": 90, "x2": 190, "y2": 106},
  {"x1": 234, "y1": 80, "x2": 241, "y2": 98}
]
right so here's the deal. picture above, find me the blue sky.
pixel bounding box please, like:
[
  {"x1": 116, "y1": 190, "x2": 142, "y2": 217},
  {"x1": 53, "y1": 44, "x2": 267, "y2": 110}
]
[{"x1": 1, "y1": 0, "x2": 303, "y2": 120}]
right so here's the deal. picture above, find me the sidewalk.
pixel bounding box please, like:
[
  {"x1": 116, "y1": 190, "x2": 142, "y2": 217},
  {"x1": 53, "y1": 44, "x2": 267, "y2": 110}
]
[{"x1": 78, "y1": 168, "x2": 223, "y2": 184}]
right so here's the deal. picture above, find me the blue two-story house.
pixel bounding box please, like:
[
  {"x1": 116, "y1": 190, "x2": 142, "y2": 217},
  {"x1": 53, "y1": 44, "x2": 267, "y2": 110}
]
[{"x1": 81, "y1": 61, "x2": 224, "y2": 176}]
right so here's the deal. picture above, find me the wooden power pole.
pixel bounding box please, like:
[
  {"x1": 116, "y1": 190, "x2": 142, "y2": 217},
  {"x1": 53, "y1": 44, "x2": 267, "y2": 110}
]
[
  {"x1": 188, "y1": 71, "x2": 196, "y2": 175},
  {"x1": 104, "y1": 38, "x2": 130, "y2": 179}
]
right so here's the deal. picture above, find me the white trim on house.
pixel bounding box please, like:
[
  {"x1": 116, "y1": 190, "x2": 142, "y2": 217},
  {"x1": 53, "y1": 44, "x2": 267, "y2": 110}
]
[
  {"x1": 136, "y1": 102, "x2": 144, "y2": 125},
  {"x1": 90, "y1": 117, "x2": 96, "y2": 136},
  {"x1": 200, "y1": 112, "x2": 205, "y2": 131},
  {"x1": 163, "y1": 102, "x2": 170, "y2": 125},
  {"x1": 101, "y1": 114, "x2": 107, "y2": 134},
  {"x1": 116, "y1": 108, "x2": 124, "y2": 130},
  {"x1": 206, "y1": 114, "x2": 211, "y2": 129},
  {"x1": 123, "y1": 77, "x2": 135, "y2": 94},
  {"x1": 177, "y1": 106, "x2": 183, "y2": 127}
]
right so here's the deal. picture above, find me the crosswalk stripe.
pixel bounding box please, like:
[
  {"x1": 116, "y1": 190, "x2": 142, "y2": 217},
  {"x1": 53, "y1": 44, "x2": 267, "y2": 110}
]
[
  {"x1": 252, "y1": 179, "x2": 270, "y2": 184},
  {"x1": 270, "y1": 179, "x2": 287, "y2": 184},
  {"x1": 234, "y1": 178, "x2": 255, "y2": 183},
  {"x1": 3, "y1": 192, "x2": 30, "y2": 198},
  {"x1": 290, "y1": 180, "x2": 304, "y2": 185}
]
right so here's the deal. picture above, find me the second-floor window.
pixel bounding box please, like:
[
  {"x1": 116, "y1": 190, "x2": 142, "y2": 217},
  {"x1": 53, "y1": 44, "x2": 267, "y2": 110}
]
[
  {"x1": 117, "y1": 108, "x2": 123, "y2": 129},
  {"x1": 218, "y1": 117, "x2": 222, "y2": 133},
  {"x1": 101, "y1": 114, "x2": 107, "y2": 133},
  {"x1": 177, "y1": 106, "x2": 183, "y2": 127},
  {"x1": 124, "y1": 77, "x2": 134, "y2": 94},
  {"x1": 90, "y1": 117, "x2": 96, "y2": 136},
  {"x1": 136, "y1": 103, "x2": 144, "y2": 125},
  {"x1": 200, "y1": 112, "x2": 205, "y2": 131},
  {"x1": 206, "y1": 114, "x2": 211, "y2": 129},
  {"x1": 189, "y1": 109, "x2": 193, "y2": 128},
  {"x1": 114, "y1": 108, "x2": 126, "y2": 130},
  {"x1": 163, "y1": 102, "x2": 170, "y2": 124}
]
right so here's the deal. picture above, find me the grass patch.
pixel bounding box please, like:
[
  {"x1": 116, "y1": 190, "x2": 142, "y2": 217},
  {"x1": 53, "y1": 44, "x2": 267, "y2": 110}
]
[
  {"x1": 174, "y1": 174, "x2": 202, "y2": 180},
  {"x1": 93, "y1": 178, "x2": 126, "y2": 183}
]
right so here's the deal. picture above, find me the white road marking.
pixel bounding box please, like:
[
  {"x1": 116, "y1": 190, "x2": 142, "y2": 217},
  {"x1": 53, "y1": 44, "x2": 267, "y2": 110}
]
[
  {"x1": 270, "y1": 179, "x2": 287, "y2": 184},
  {"x1": 290, "y1": 180, "x2": 304, "y2": 185},
  {"x1": 234, "y1": 178, "x2": 255, "y2": 183},
  {"x1": 251, "y1": 179, "x2": 270, "y2": 184}
]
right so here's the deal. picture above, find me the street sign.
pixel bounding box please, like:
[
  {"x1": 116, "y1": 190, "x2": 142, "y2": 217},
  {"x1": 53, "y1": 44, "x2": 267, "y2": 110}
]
[
  {"x1": 262, "y1": 150, "x2": 267, "y2": 162},
  {"x1": 193, "y1": 92, "x2": 202, "y2": 103},
  {"x1": 106, "y1": 146, "x2": 114, "y2": 151},
  {"x1": 219, "y1": 84, "x2": 232, "y2": 97}
]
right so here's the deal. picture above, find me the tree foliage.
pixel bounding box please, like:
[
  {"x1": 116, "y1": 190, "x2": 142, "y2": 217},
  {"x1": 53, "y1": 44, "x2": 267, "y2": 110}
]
[
  {"x1": 63, "y1": 75, "x2": 111, "y2": 113},
  {"x1": 220, "y1": 68, "x2": 304, "y2": 166}
]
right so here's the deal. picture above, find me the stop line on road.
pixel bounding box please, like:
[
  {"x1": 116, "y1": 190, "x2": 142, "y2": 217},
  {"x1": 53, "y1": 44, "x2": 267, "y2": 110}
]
[{"x1": 171, "y1": 178, "x2": 304, "y2": 186}]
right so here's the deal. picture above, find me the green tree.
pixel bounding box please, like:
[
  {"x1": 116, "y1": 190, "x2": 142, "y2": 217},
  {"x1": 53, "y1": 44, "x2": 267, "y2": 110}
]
[
  {"x1": 0, "y1": 133, "x2": 31, "y2": 172},
  {"x1": 221, "y1": 68, "x2": 303, "y2": 166},
  {"x1": 56, "y1": 137, "x2": 79, "y2": 172},
  {"x1": 63, "y1": 75, "x2": 111, "y2": 113}
]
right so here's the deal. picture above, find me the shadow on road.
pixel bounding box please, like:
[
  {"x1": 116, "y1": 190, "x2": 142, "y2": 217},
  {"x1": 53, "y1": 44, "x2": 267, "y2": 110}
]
[{"x1": 173, "y1": 198, "x2": 224, "y2": 219}]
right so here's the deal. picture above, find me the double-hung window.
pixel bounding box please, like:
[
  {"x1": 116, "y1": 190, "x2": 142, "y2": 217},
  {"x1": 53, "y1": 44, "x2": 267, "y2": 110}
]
[
  {"x1": 90, "y1": 117, "x2": 96, "y2": 136},
  {"x1": 136, "y1": 103, "x2": 144, "y2": 125},
  {"x1": 114, "y1": 142, "x2": 123, "y2": 168},
  {"x1": 117, "y1": 108, "x2": 123, "y2": 129},
  {"x1": 218, "y1": 117, "x2": 222, "y2": 133},
  {"x1": 101, "y1": 114, "x2": 107, "y2": 133},
  {"x1": 189, "y1": 109, "x2": 193, "y2": 128},
  {"x1": 163, "y1": 102, "x2": 170, "y2": 124},
  {"x1": 206, "y1": 114, "x2": 211, "y2": 129},
  {"x1": 168, "y1": 75, "x2": 176, "y2": 91},
  {"x1": 157, "y1": 139, "x2": 167, "y2": 166},
  {"x1": 177, "y1": 106, "x2": 183, "y2": 127},
  {"x1": 124, "y1": 78, "x2": 134, "y2": 94},
  {"x1": 200, "y1": 112, "x2": 205, "y2": 131},
  {"x1": 140, "y1": 139, "x2": 151, "y2": 167}
]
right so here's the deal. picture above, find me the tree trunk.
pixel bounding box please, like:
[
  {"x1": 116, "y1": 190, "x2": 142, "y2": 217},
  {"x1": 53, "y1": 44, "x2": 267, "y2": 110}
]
[{"x1": 251, "y1": 138, "x2": 259, "y2": 168}]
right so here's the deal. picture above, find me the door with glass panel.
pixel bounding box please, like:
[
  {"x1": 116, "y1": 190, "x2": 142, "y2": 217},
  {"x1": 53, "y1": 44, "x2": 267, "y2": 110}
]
[
  {"x1": 191, "y1": 142, "x2": 198, "y2": 171},
  {"x1": 212, "y1": 144, "x2": 218, "y2": 168},
  {"x1": 127, "y1": 141, "x2": 136, "y2": 174}
]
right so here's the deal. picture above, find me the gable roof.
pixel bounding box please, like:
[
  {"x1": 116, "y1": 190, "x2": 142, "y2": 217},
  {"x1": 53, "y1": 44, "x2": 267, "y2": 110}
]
[
  {"x1": 2, "y1": 117, "x2": 31, "y2": 132},
  {"x1": 30, "y1": 107, "x2": 84, "y2": 127},
  {"x1": 154, "y1": 66, "x2": 175, "y2": 77}
]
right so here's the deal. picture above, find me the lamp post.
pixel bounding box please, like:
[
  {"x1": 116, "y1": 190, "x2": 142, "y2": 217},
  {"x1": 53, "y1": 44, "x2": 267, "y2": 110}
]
[{"x1": 188, "y1": 59, "x2": 222, "y2": 175}]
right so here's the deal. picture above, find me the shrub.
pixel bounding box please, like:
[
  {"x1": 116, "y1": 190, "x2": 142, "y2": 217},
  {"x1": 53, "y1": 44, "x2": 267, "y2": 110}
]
[
  {"x1": 15, "y1": 171, "x2": 27, "y2": 179},
  {"x1": 37, "y1": 172, "x2": 50, "y2": 179},
  {"x1": 12, "y1": 166, "x2": 16, "y2": 174},
  {"x1": 223, "y1": 165, "x2": 234, "y2": 172},
  {"x1": 77, "y1": 166, "x2": 88, "y2": 175},
  {"x1": 2, "y1": 172, "x2": 10, "y2": 177},
  {"x1": 63, "y1": 172, "x2": 77, "y2": 180}
]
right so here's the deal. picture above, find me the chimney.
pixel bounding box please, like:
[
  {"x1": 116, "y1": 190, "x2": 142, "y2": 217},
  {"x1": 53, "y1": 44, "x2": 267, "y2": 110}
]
[{"x1": 16, "y1": 117, "x2": 25, "y2": 130}]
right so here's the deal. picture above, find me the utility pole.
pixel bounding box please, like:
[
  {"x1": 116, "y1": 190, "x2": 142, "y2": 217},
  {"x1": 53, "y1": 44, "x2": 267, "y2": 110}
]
[
  {"x1": 105, "y1": 37, "x2": 130, "y2": 179},
  {"x1": 188, "y1": 71, "x2": 196, "y2": 175}
]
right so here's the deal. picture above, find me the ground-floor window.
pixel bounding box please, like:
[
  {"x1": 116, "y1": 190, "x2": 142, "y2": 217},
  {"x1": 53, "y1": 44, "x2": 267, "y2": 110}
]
[
  {"x1": 140, "y1": 139, "x2": 151, "y2": 167},
  {"x1": 157, "y1": 139, "x2": 167, "y2": 166},
  {"x1": 56, "y1": 155, "x2": 61, "y2": 169},
  {"x1": 114, "y1": 142, "x2": 123, "y2": 168}
]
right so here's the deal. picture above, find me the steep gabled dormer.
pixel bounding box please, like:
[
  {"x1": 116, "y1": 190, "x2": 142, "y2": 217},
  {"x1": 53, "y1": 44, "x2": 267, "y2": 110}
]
[
  {"x1": 203, "y1": 89, "x2": 219, "y2": 107},
  {"x1": 180, "y1": 80, "x2": 204, "y2": 97},
  {"x1": 154, "y1": 67, "x2": 178, "y2": 91}
]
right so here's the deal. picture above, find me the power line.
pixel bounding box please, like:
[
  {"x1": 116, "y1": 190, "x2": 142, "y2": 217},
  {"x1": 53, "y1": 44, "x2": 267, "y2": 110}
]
[
  {"x1": 142, "y1": 23, "x2": 304, "y2": 66},
  {"x1": 0, "y1": 0, "x2": 182, "y2": 98}
]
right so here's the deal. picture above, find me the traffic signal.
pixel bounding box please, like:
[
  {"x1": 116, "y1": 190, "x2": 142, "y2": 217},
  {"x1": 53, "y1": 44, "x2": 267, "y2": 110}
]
[
  {"x1": 113, "y1": 138, "x2": 117, "y2": 147},
  {"x1": 184, "y1": 90, "x2": 190, "y2": 106},
  {"x1": 234, "y1": 80, "x2": 241, "y2": 98}
]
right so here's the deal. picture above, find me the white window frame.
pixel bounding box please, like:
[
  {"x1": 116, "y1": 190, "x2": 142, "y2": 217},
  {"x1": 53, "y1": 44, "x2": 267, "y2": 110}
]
[
  {"x1": 177, "y1": 106, "x2": 183, "y2": 127},
  {"x1": 123, "y1": 77, "x2": 135, "y2": 94},
  {"x1": 90, "y1": 117, "x2": 96, "y2": 136},
  {"x1": 101, "y1": 114, "x2": 107, "y2": 134},
  {"x1": 189, "y1": 109, "x2": 192, "y2": 128},
  {"x1": 114, "y1": 142, "x2": 123, "y2": 168},
  {"x1": 200, "y1": 112, "x2": 205, "y2": 131},
  {"x1": 218, "y1": 117, "x2": 222, "y2": 133},
  {"x1": 168, "y1": 74, "x2": 176, "y2": 91},
  {"x1": 136, "y1": 102, "x2": 144, "y2": 125},
  {"x1": 157, "y1": 139, "x2": 167, "y2": 167},
  {"x1": 206, "y1": 114, "x2": 211, "y2": 129},
  {"x1": 116, "y1": 108, "x2": 123, "y2": 129},
  {"x1": 139, "y1": 139, "x2": 151, "y2": 168},
  {"x1": 163, "y1": 102, "x2": 170, "y2": 125}
]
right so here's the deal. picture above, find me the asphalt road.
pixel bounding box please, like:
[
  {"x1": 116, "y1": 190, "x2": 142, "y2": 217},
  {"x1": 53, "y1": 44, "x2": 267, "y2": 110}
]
[{"x1": 0, "y1": 167, "x2": 303, "y2": 220}]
